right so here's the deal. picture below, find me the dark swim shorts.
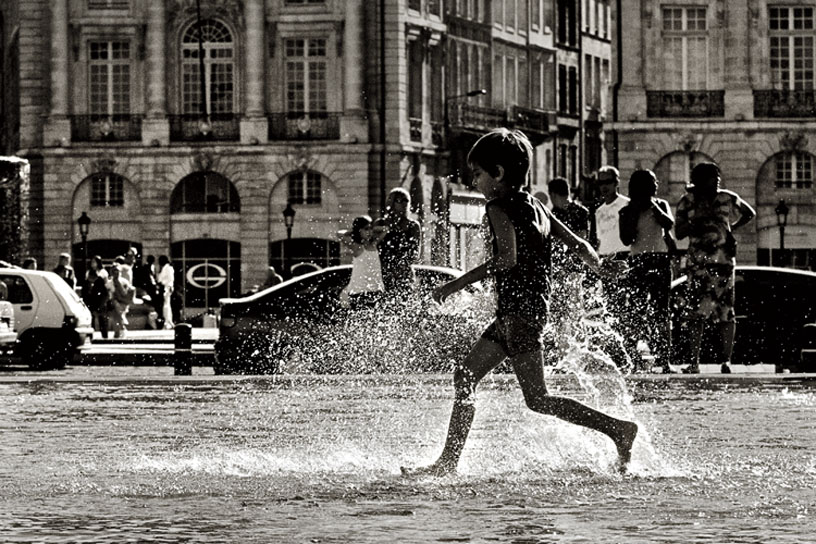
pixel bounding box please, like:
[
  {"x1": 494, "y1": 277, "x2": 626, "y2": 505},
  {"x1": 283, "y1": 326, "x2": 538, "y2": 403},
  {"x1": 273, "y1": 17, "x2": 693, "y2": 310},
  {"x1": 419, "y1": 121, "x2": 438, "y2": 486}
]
[{"x1": 481, "y1": 314, "x2": 547, "y2": 357}]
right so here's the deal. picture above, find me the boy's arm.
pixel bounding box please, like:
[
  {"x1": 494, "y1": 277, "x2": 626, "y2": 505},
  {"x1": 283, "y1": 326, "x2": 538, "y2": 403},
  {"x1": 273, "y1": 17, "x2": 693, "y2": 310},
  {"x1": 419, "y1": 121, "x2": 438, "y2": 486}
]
[
  {"x1": 433, "y1": 205, "x2": 517, "y2": 303},
  {"x1": 550, "y1": 214, "x2": 621, "y2": 275}
]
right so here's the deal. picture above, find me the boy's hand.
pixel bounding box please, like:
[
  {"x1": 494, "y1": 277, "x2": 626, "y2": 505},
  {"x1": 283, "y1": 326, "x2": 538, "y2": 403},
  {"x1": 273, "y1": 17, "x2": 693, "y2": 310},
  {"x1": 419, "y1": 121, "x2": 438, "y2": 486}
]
[
  {"x1": 432, "y1": 282, "x2": 458, "y2": 304},
  {"x1": 599, "y1": 258, "x2": 628, "y2": 278}
]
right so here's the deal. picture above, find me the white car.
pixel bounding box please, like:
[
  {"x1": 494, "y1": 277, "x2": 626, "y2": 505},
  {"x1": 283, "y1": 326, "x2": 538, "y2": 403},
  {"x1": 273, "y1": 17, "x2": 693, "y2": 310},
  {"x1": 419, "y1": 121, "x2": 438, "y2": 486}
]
[
  {"x1": 0, "y1": 268, "x2": 94, "y2": 369},
  {"x1": 0, "y1": 300, "x2": 16, "y2": 354}
]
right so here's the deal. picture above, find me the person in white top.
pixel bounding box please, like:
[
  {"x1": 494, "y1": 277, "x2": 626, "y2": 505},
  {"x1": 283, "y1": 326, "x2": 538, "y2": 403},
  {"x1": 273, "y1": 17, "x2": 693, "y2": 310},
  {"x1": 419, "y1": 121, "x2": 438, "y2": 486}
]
[
  {"x1": 594, "y1": 166, "x2": 630, "y2": 257},
  {"x1": 619, "y1": 169, "x2": 676, "y2": 373},
  {"x1": 157, "y1": 255, "x2": 175, "y2": 329},
  {"x1": 338, "y1": 215, "x2": 388, "y2": 309},
  {"x1": 591, "y1": 166, "x2": 632, "y2": 368}
]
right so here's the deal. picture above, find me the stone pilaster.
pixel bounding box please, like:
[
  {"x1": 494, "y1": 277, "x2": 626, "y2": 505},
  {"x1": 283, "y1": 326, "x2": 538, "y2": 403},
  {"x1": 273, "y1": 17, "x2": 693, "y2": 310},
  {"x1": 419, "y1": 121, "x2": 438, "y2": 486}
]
[
  {"x1": 340, "y1": 0, "x2": 367, "y2": 142},
  {"x1": 143, "y1": 0, "x2": 170, "y2": 145},
  {"x1": 240, "y1": 0, "x2": 268, "y2": 144},
  {"x1": 43, "y1": 0, "x2": 71, "y2": 145}
]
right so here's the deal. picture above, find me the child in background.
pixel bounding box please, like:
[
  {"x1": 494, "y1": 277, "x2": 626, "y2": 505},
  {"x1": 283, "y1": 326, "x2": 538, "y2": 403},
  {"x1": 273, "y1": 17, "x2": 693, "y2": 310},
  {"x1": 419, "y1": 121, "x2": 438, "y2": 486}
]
[
  {"x1": 402, "y1": 128, "x2": 638, "y2": 476},
  {"x1": 618, "y1": 169, "x2": 675, "y2": 373},
  {"x1": 339, "y1": 215, "x2": 388, "y2": 309}
]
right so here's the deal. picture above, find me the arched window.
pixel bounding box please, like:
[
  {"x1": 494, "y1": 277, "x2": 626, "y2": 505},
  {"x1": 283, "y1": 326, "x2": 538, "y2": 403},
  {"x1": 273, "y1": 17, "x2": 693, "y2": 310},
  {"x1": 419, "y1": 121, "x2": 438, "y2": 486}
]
[
  {"x1": 774, "y1": 152, "x2": 813, "y2": 189},
  {"x1": 181, "y1": 19, "x2": 235, "y2": 115},
  {"x1": 287, "y1": 170, "x2": 322, "y2": 205},
  {"x1": 90, "y1": 172, "x2": 125, "y2": 207},
  {"x1": 171, "y1": 171, "x2": 240, "y2": 214}
]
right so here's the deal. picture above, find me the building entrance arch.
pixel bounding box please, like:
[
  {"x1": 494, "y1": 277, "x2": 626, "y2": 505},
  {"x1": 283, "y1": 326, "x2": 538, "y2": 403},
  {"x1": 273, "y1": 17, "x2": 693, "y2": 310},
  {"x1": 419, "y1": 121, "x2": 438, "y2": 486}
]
[{"x1": 171, "y1": 239, "x2": 241, "y2": 312}]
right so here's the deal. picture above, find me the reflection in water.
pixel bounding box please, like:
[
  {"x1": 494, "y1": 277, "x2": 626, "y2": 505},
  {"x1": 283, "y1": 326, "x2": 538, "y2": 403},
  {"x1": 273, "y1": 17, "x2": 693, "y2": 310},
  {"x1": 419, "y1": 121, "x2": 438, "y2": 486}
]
[
  {"x1": 1, "y1": 278, "x2": 813, "y2": 542},
  {"x1": 1, "y1": 377, "x2": 814, "y2": 543}
]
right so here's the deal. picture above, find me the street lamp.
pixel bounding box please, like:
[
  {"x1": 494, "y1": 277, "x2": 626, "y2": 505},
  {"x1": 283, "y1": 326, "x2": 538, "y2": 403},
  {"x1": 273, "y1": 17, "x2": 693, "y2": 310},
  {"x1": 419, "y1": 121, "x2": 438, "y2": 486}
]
[
  {"x1": 282, "y1": 200, "x2": 296, "y2": 277},
  {"x1": 77, "y1": 211, "x2": 92, "y2": 278},
  {"x1": 775, "y1": 199, "x2": 789, "y2": 266},
  {"x1": 444, "y1": 88, "x2": 487, "y2": 139},
  {"x1": 283, "y1": 200, "x2": 296, "y2": 240}
]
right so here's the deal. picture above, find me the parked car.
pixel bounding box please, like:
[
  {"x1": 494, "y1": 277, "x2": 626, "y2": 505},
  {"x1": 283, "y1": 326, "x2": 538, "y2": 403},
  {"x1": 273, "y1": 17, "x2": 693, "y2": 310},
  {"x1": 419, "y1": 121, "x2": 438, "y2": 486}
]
[
  {"x1": 0, "y1": 268, "x2": 94, "y2": 369},
  {"x1": 214, "y1": 265, "x2": 488, "y2": 374},
  {"x1": 671, "y1": 266, "x2": 816, "y2": 371},
  {"x1": 0, "y1": 300, "x2": 17, "y2": 354}
]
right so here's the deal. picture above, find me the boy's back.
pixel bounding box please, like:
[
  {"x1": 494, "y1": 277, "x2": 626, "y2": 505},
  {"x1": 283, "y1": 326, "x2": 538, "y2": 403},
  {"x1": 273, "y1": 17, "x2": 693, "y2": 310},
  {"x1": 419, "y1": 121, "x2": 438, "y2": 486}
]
[{"x1": 487, "y1": 191, "x2": 552, "y2": 320}]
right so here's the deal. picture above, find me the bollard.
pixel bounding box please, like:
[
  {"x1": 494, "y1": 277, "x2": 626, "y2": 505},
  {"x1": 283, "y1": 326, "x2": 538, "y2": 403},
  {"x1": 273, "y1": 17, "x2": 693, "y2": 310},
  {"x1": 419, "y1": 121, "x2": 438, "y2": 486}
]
[{"x1": 174, "y1": 323, "x2": 193, "y2": 376}]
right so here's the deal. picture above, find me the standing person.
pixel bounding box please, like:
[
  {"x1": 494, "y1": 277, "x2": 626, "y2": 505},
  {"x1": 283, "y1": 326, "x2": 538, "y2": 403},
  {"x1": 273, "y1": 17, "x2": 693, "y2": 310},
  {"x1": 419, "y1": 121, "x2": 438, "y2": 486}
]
[
  {"x1": 338, "y1": 215, "x2": 388, "y2": 309},
  {"x1": 121, "y1": 247, "x2": 137, "y2": 284},
  {"x1": 549, "y1": 177, "x2": 589, "y2": 238},
  {"x1": 619, "y1": 170, "x2": 676, "y2": 373},
  {"x1": 402, "y1": 129, "x2": 638, "y2": 477},
  {"x1": 157, "y1": 255, "x2": 175, "y2": 329},
  {"x1": 53, "y1": 253, "x2": 76, "y2": 290},
  {"x1": 377, "y1": 188, "x2": 422, "y2": 295},
  {"x1": 263, "y1": 266, "x2": 284, "y2": 288},
  {"x1": 547, "y1": 177, "x2": 591, "y2": 343},
  {"x1": 134, "y1": 254, "x2": 158, "y2": 305},
  {"x1": 591, "y1": 167, "x2": 632, "y2": 366},
  {"x1": 106, "y1": 264, "x2": 134, "y2": 339},
  {"x1": 81, "y1": 255, "x2": 110, "y2": 338},
  {"x1": 675, "y1": 162, "x2": 756, "y2": 374}
]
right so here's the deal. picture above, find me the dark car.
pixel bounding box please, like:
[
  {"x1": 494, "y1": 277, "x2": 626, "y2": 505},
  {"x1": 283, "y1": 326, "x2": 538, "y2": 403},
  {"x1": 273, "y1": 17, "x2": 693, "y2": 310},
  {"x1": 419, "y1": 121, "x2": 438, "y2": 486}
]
[
  {"x1": 214, "y1": 265, "x2": 488, "y2": 374},
  {"x1": 671, "y1": 266, "x2": 816, "y2": 371}
]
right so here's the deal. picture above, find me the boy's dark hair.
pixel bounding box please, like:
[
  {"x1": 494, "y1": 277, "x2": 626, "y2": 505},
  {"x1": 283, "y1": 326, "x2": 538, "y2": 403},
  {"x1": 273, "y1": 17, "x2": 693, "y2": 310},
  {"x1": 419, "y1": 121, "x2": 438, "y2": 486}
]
[
  {"x1": 690, "y1": 162, "x2": 720, "y2": 186},
  {"x1": 548, "y1": 177, "x2": 570, "y2": 197},
  {"x1": 628, "y1": 169, "x2": 658, "y2": 200},
  {"x1": 467, "y1": 128, "x2": 533, "y2": 190},
  {"x1": 351, "y1": 215, "x2": 373, "y2": 244}
]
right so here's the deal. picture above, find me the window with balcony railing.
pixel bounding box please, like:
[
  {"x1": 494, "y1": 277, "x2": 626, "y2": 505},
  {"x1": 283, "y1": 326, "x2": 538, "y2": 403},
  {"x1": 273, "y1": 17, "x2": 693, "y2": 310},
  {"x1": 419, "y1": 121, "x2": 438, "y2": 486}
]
[
  {"x1": 181, "y1": 19, "x2": 235, "y2": 117},
  {"x1": 661, "y1": 6, "x2": 709, "y2": 90},
  {"x1": 756, "y1": 7, "x2": 816, "y2": 117},
  {"x1": 769, "y1": 6, "x2": 814, "y2": 91},
  {"x1": 285, "y1": 37, "x2": 327, "y2": 117},
  {"x1": 89, "y1": 41, "x2": 131, "y2": 117}
]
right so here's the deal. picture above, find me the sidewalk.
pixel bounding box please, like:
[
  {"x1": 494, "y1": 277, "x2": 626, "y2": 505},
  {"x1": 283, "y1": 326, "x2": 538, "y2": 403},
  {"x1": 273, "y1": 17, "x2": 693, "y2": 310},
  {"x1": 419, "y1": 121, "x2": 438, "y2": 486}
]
[{"x1": 91, "y1": 328, "x2": 219, "y2": 344}]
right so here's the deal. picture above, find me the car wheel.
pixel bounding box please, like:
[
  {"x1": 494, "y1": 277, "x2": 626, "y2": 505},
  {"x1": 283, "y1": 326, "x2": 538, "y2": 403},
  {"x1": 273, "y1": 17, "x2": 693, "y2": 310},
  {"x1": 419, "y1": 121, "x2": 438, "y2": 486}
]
[{"x1": 22, "y1": 332, "x2": 73, "y2": 370}]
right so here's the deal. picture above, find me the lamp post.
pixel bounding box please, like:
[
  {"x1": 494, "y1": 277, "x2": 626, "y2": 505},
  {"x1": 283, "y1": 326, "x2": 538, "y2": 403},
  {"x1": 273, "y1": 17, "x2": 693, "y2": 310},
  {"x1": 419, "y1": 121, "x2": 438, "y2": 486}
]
[
  {"x1": 282, "y1": 201, "x2": 296, "y2": 276},
  {"x1": 775, "y1": 199, "x2": 789, "y2": 266},
  {"x1": 443, "y1": 88, "x2": 487, "y2": 143},
  {"x1": 77, "y1": 211, "x2": 91, "y2": 278}
]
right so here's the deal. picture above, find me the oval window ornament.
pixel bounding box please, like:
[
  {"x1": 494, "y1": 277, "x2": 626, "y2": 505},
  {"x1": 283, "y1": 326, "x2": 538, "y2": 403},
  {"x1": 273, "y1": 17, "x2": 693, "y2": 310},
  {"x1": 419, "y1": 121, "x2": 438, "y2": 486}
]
[{"x1": 186, "y1": 262, "x2": 228, "y2": 290}]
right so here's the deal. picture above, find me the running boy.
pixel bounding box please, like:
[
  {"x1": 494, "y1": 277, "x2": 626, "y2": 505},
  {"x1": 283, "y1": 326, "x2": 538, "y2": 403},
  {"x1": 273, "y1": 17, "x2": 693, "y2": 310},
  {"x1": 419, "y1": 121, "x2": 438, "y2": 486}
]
[{"x1": 403, "y1": 129, "x2": 638, "y2": 476}]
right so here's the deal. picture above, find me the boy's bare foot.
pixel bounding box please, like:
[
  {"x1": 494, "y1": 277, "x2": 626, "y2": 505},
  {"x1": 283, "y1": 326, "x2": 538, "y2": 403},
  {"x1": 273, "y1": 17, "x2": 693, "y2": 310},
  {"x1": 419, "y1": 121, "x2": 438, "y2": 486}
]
[
  {"x1": 613, "y1": 421, "x2": 638, "y2": 473},
  {"x1": 400, "y1": 461, "x2": 455, "y2": 478}
]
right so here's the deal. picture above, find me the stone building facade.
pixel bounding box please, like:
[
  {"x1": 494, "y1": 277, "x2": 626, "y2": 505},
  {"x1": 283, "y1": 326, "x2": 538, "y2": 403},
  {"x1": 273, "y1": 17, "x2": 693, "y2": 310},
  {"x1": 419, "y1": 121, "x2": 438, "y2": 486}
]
[
  {"x1": 1, "y1": 0, "x2": 613, "y2": 315},
  {"x1": 611, "y1": 0, "x2": 816, "y2": 269}
]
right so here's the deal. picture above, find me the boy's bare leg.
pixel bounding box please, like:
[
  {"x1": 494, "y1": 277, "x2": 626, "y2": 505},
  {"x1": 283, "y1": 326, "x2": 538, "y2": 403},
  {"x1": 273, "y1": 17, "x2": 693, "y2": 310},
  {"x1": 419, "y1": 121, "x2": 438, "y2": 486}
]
[
  {"x1": 512, "y1": 351, "x2": 638, "y2": 471},
  {"x1": 402, "y1": 337, "x2": 507, "y2": 476}
]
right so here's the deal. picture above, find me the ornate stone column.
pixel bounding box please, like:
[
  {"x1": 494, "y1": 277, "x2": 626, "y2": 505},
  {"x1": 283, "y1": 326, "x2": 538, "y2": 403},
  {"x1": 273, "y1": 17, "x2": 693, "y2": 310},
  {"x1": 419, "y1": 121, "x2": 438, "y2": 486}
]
[
  {"x1": 143, "y1": 0, "x2": 170, "y2": 145},
  {"x1": 340, "y1": 0, "x2": 367, "y2": 142},
  {"x1": 240, "y1": 0, "x2": 268, "y2": 144},
  {"x1": 43, "y1": 0, "x2": 71, "y2": 145}
]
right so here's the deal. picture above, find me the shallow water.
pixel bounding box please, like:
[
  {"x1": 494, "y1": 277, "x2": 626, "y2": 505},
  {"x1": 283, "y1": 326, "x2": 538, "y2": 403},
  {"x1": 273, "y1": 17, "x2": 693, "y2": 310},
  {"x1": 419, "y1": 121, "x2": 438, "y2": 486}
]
[{"x1": 1, "y1": 374, "x2": 814, "y2": 543}]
